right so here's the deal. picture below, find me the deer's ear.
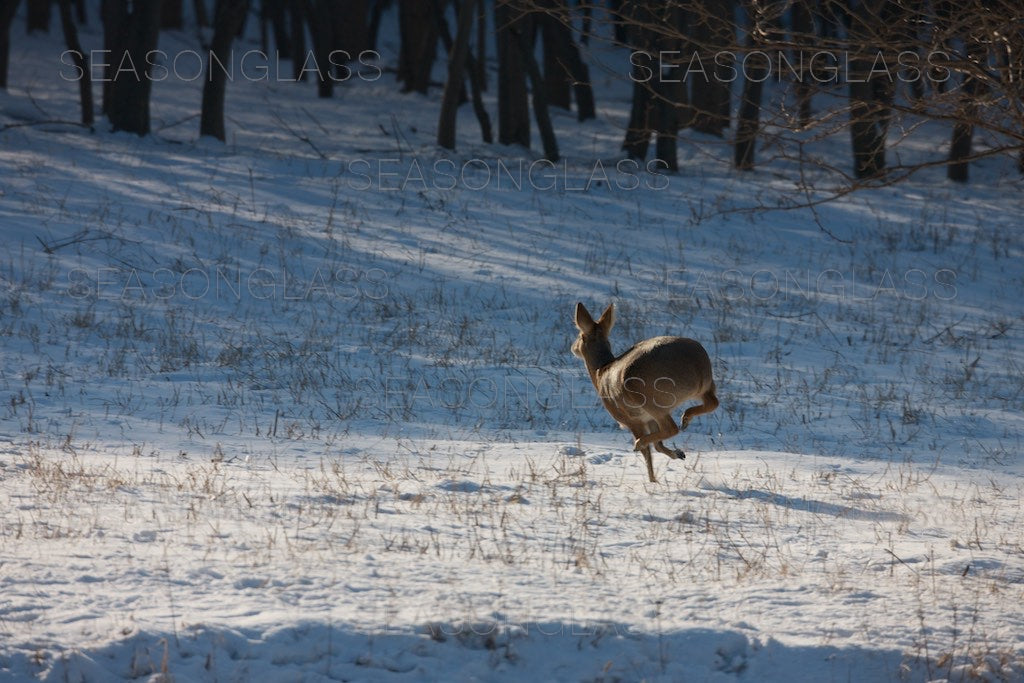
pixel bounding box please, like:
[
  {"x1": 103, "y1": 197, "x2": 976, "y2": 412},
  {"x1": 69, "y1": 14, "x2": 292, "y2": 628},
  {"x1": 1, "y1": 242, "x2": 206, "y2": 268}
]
[
  {"x1": 574, "y1": 302, "x2": 596, "y2": 332},
  {"x1": 596, "y1": 303, "x2": 615, "y2": 334}
]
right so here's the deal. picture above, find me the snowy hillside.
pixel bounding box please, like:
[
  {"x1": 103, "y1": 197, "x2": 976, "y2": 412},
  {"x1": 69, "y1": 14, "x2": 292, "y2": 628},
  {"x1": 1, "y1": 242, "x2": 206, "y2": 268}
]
[{"x1": 1, "y1": 4, "x2": 1023, "y2": 682}]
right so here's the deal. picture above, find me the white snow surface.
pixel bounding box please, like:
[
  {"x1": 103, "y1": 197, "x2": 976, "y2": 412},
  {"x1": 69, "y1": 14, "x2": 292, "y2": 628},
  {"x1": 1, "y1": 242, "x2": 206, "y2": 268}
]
[{"x1": 1, "y1": 5, "x2": 1023, "y2": 682}]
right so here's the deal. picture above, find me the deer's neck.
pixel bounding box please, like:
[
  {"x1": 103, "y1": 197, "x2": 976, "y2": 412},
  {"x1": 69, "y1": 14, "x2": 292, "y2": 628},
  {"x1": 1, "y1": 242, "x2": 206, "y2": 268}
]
[{"x1": 582, "y1": 343, "x2": 616, "y2": 387}]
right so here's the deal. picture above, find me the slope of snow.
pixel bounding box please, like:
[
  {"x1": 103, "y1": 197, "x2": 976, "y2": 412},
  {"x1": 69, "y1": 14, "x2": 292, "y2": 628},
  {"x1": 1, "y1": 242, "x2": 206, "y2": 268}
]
[{"x1": 1, "y1": 5, "x2": 1022, "y2": 681}]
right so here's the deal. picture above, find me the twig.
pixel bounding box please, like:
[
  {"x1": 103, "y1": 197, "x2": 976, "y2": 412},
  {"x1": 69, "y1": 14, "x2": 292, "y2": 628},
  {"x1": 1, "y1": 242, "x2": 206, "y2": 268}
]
[
  {"x1": 156, "y1": 113, "x2": 200, "y2": 132},
  {"x1": 271, "y1": 111, "x2": 327, "y2": 160},
  {"x1": 2, "y1": 119, "x2": 92, "y2": 132},
  {"x1": 885, "y1": 548, "x2": 920, "y2": 575},
  {"x1": 922, "y1": 315, "x2": 968, "y2": 344},
  {"x1": 797, "y1": 140, "x2": 854, "y2": 244},
  {"x1": 36, "y1": 229, "x2": 100, "y2": 254}
]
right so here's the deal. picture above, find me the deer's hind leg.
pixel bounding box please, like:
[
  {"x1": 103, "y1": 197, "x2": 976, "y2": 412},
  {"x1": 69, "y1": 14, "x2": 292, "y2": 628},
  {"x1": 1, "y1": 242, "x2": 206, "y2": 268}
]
[
  {"x1": 636, "y1": 413, "x2": 681, "y2": 458},
  {"x1": 682, "y1": 383, "x2": 719, "y2": 430}
]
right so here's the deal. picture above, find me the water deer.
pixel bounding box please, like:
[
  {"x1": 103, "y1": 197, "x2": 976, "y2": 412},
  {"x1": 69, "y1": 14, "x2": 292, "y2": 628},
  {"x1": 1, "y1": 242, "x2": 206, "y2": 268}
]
[{"x1": 571, "y1": 302, "x2": 718, "y2": 483}]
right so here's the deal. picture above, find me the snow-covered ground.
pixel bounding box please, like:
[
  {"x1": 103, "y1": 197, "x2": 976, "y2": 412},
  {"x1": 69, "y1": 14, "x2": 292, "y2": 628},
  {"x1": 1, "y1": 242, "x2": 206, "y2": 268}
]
[{"x1": 1, "y1": 5, "x2": 1023, "y2": 681}]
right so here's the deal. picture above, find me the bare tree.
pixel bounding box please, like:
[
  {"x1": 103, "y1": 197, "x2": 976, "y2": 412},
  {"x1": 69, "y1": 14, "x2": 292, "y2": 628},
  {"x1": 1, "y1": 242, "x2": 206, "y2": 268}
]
[
  {"x1": 495, "y1": 0, "x2": 529, "y2": 147},
  {"x1": 688, "y1": 0, "x2": 733, "y2": 136},
  {"x1": 539, "y1": 0, "x2": 570, "y2": 110},
  {"x1": 368, "y1": 0, "x2": 389, "y2": 51},
  {"x1": 437, "y1": 0, "x2": 492, "y2": 148},
  {"x1": 513, "y1": 6, "x2": 559, "y2": 161},
  {"x1": 26, "y1": 0, "x2": 49, "y2": 32},
  {"x1": 437, "y1": 0, "x2": 476, "y2": 149},
  {"x1": 162, "y1": 0, "x2": 183, "y2": 28},
  {"x1": 200, "y1": 0, "x2": 251, "y2": 140},
  {"x1": 19, "y1": 0, "x2": 1014, "y2": 191},
  {"x1": 397, "y1": 0, "x2": 439, "y2": 93},
  {"x1": 734, "y1": 0, "x2": 769, "y2": 170},
  {"x1": 538, "y1": 0, "x2": 594, "y2": 121},
  {"x1": 475, "y1": 0, "x2": 486, "y2": 90},
  {"x1": 0, "y1": 0, "x2": 19, "y2": 89},
  {"x1": 262, "y1": 0, "x2": 291, "y2": 59},
  {"x1": 947, "y1": 37, "x2": 982, "y2": 183},
  {"x1": 194, "y1": 0, "x2": 209, "y2": 26},
  {"x1": 288, "y1": 0, "x2": 306, "y2": 80},
  {"x1": 622, "y1": 7, "x2": 655, "y2": 161},
  {"x1": 309, "y1": 0, "x2": 335, "y2": 97},
  {"x1": 335, "y1": 0, "x2": 369, "y2": 58},
  {"x1": 847, "y1": 1, "x2": 895, "y2": 178},
  {"x1": 622, "y1": 0, "x2": 681, "y2": 170},
  {"x1": 102, "y1": 0, "x2": 163, "y2": 135},
  {"x1": 494, "y1": 0, "x2": 559, "y2": 159},
  {"x1": 57, "y1": 0, "x2": 93, "y2": 125},
  {"x1": 790, "y1": 0, "x2": 814, "y2": 127}
]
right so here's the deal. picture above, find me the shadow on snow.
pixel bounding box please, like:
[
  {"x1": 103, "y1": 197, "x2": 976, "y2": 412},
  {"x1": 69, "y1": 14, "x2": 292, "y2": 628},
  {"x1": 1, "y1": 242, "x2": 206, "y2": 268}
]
[{"x1": 3, "y1": 620, "x2": 931, "y2": 682}]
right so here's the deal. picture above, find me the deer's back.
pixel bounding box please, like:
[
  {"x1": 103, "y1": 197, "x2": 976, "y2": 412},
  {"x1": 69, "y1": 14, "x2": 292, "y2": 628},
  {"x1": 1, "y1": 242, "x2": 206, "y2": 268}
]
[{"x1": 597, "y1": 336, "x2": 713, "y2": 416}]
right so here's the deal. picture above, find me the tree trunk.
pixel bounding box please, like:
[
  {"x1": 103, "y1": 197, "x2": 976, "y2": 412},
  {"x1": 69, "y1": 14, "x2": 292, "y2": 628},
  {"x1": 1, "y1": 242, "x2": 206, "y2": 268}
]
[
  {"x1": 0, "y1": 0, "x2": 19, "y2": 89},
  {"x1": 623, "y1": 54, "x2": 652, "y2": 160},
  {"x1": 103, "y1": 0, "x2": 163, "y2": 135},
  {"x1": 621, "y1": 0, "x2": 651, "y2": 159},
  {"x1": 711, "y1": 0, "x2": 734, "y2": 127},
  {"x1": 397, "y1": 0, "x2": 438, "y2": 93},
  {"x1": 653, "y1": 4, "x2": 687, "y2": 170},
  {"x1": 848, "y1": 0, "x2": 891, "y2": 179},
  {"x1": 948, "y1": 37, "x2": 982, "y2": 182},
  {"x1": 580, "y1": 0, "x2": 590, "y2": 45},
  {"x1": 791, "y1": 0, "x2": 814, "y2": 128},
  {"x1": 898, "y1": 0, "x2": 925, "y2": 102},
  {"x1": 438, "y1": 0, "x2": 491, "y2": 142},
  {"x1": 456, "y1": 0, "x2": 491, "y2": 142},
  {"x1": 437, "y1": 0, "x2": 475, "y2": 149},
  {"x1": 100, "y1": 0, "x2": 114, "y2": 111},
  {"x1": 26, "y1": 0, "x2": 50, "y2": 32},
  {"x1": 161, "y1": 0, "x2": 182, "y2": 28},
  {"x1": 57, "y1": 0, "x2": 93, "y2": 125},
  {"x1": 194, "y1": 0, "x2": 208, "y2": 26},
  {"x1": 848, "y1": 75, "x2": 887, "y2": 179},
  {"x1": 540, "y1": 0, "x2": 594, "y2": 121},
  {"x1": 947, "y1": 91, "x2": 977, "y2": 183},
  {"x1": 568, "y1": 44, "x2": 595, "y2": 121},
  {"x1": 734, "y1": 1, "x2": 766, "y2": 170},
  {"x1": 201, "y1": 0, "x2": 251, "y2": 140},
  {"x1": 513, "y1": 11, "x2": 558, "y2": 161},
  {"x1": 336, "y1": 0, "x2": 368, "y2": 58},
  {"x1": 622, "y1": 0, "x2": 677, "y2": 164},
  {"x1": 475, "y1": 0, "x2": 486, "y2": 90},
  {"x1": 368, "y1": 0, "x2": 386, "y2": 51},
  {"x1": 309, "y1": 0, "x2": 334, "y2": 97},
  {"x1": 653, "y1": 76, "x2": 679, "y2": 172},
  {"x1": 289, "y1": 0, "x2": 306, "y2": 80},
  {"x1": 540, "y1": 0, "x2": 571, "y2": 110},
  {"x1": 496, "y1": 1, "x2": 529, "y2": 147},
  {"x1": 264, "y1": 0, "x2": 291, "y2": 59},
  {"x1": 672, "y1": 5, "x2": 694, "y2": 130},
  {"x1": 689, "y1": 0, "x2": 733, "y2": 136},
  {"x1": 465, "y1": 56, "x2": 492, "y2": 143},
  {"x1": 608, "y1": 0, "x2": 626, "y2": 45}
]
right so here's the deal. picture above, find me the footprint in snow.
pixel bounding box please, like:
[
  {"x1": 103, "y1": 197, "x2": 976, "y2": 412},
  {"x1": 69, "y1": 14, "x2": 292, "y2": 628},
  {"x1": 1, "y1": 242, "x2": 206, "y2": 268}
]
[{"x1": 437, "y1": 479, "x2": 482, "y2": 493}]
